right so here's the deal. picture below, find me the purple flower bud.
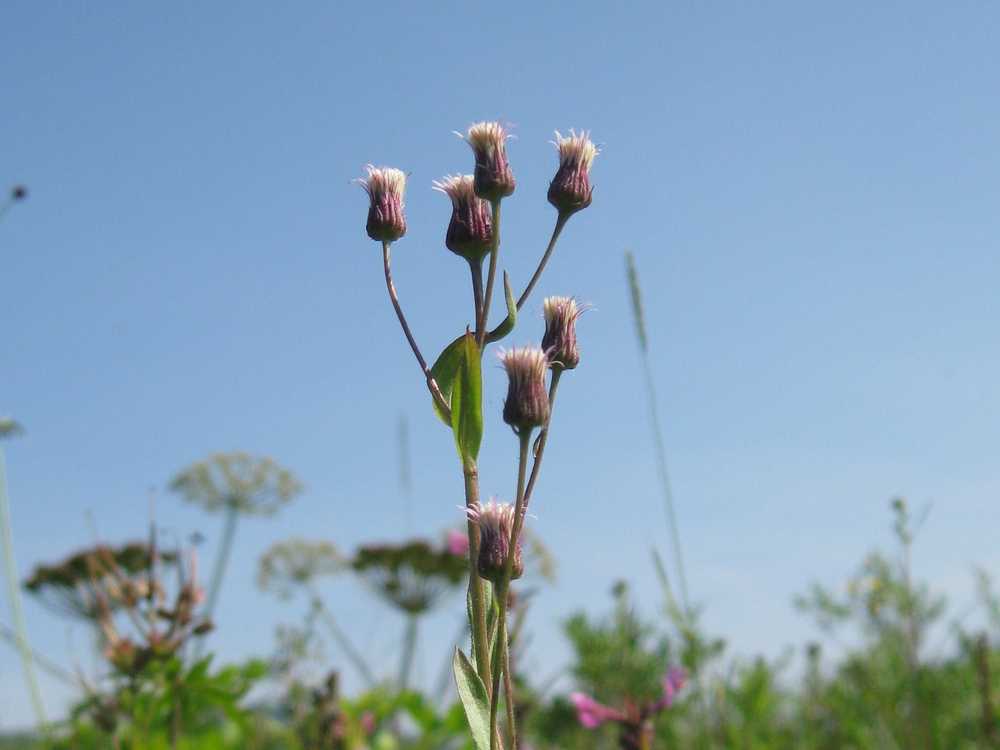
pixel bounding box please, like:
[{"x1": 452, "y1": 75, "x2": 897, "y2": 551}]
[
  {"x1": 548, "y1": 130, "x2": 598, "y2": 216},
  {"x1": 467, "y1": 500, "x2": 523, "y2": 584},
  {"x1": 433, "y1": 175, "x2": 494, "y2": 261},
  {"x1": 358, "y1": 165, "x2": 406, "y2": 242},
  {"x1": 541, "y1": 296, "x2": 585, "y2": 370},
  {"x1": 461, "y1": 122, "x2": 515, "y2": 202},
  {"x1": 499, "y1": 346, "x2": 550, "y2": 433}
]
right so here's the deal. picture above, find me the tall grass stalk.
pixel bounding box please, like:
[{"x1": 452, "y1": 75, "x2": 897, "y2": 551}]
[
  {"x1": 0, "y1": 448, "x2": 47, "y2": 728},
  {"x1": 625, "y1": 251, "x2": 691, "y2": 617}
]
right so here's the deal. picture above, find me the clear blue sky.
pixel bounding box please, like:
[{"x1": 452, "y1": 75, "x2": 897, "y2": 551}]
[{"x1": 2, "y1": 0, "x2": 999, "y2": 729}]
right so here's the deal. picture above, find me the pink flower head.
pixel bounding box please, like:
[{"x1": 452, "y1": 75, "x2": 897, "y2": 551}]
[
  {"x1": 570, "y1": 692, "x2": 623, "y2": 729},
  {"x1": 653, "y1": 666, "x2": 688, "y2": 711},
  {"x1": 446, "y1": 529, "x2": 470, "y2": 557},
  {"x1": 358, "y1": 165, "x2": 407, "y2": 242}
]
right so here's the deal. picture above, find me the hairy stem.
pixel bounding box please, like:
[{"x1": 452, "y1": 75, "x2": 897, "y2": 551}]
[
  {"x1": 522, "y1": 368, "x2": 563, "y2": 523},
  {"x1": 516, "y1": 212, "x2": 570, "y2": 312},
  {"x1": 490, "y1": 431, "x2": 532, "y2": 748},
  {"x1": 463, "y1": 461, "x2": 492, "y2": 694},
  {"x1": 382, "y1": 241, "x2": 452, "y2": 420},
  {"x1": 471, "y1": 257, "x2": 485, "y2": 333},
  {"x1": 478, "y1": 200, "x2": 502, "y2": 346}
]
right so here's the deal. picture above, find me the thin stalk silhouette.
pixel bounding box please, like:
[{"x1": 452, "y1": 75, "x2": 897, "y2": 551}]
[{"x1": 625, "y1": 251, "x2": 691, "y2": 617}]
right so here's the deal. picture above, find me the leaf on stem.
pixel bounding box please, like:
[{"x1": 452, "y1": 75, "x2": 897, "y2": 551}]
[
  {"x1": 453, "y1": 647, "x2": 491, "y2": 750},
  {"x1": 449, "y1": 331, "x2": 483, "y2": 463}
]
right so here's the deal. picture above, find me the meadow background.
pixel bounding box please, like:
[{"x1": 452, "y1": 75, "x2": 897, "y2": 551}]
[{"x1": 2, "y1": 0, "x2": 999, "y2": 744}]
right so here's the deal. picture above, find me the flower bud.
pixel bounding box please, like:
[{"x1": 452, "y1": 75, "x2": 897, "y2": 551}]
[
  {"x1": 541, "y1": 296, "x2": 584, "y2": 370},
  {"x1": 499, "y1": 346, "x2": 550, "y2": 433},
  {"x1": 548, "y1": 130, "x2": 598, "y2": 216},
  {"x1": 359, "y1": 165, "x2": 406, "y2": 242},
  {"x1": 433, "y1": 175, "x2": 494, "y2": 260},
  {"x1": 467, "y1": 500, "x2": 523, "y2": 584},
  {"x1": 461, "y1": 122, "x2": 515, "y2": 202}
]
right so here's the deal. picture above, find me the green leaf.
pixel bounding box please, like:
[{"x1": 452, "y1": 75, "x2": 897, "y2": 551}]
[
  {"x1": 429, "y1": 335, "x2": 467, "y2": 425},
  {"x1": 452, "y1": 647, "x2": 491, "y2": 750},
  {"x1": 449, "y1": 331, "x2": 483, "y2": 463}
]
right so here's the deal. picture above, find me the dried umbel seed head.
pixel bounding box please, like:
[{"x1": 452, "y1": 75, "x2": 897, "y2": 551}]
[
  {"x1": 358, "y1": 165, "x2": 406, "y2": 242},
  {"x1": 467, "y1": 500, "x2": 523, "y2": 583},
  {"x1": 542, "y1": 296, "x2": 584, "y2": 370},
  {"x1": 548, "y1": 130, "x2": 598, "y2": 216},
  {"x1": 433, "y1": 175, "x2": 494, "y2": 261},
  {"x1": 499, "y1": 346, "x2": 550, "y2": 432},
  {"x1": 461, "y1": 121, "x2": 515, "y2": 202}
]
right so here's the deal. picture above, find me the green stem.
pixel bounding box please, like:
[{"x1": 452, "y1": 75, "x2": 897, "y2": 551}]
[
  {"x1": 0, "y1": 448, "x2": 47, "y2": 729},
  {"x1": 382, "y1": 241, "x2": 452, "y2": 420},
  {"x1": 638, "y1": 350, "x2": 691, "y2": 617},
  {"x1": 478, "y1": 201, "x2": 502, "y2": 347},
  {"x1": 521, "y1": 369, "x2": 563, "y2": 526},
  {"x1": 516, "y1": 212, "x2": 570, "y2": 312},
  {"x1": 195, "y1": 502, "x2": 239, "y2": 657},
  {"x1": 490, "y1": 431, "x2": 532, "y2": 749},
  {"x1": 311, "y1": 592, "x2": 377, "y2": 688},
  {"x1": 398, "y1": 614, "x2": 419, "y2": 692},
  {"x1": 463, "y1": 461, "x2": 492, "y2": 694}
]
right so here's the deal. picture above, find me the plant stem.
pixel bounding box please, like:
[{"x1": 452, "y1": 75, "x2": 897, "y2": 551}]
[
  {"x1": 311, "y1": 593, "x2": 377, "y2": 687},
  {"x1": 196, "y1": 502, "x2": 239, "y2": 657},
  {"x1": 490, "y1": 431, "x2": 532, "y2": 748},
  {"x1": 382, "y1": 241, "x2": 452, "y2": 420},
  {"x1": 521, "y1": 369, "x2": 563, "y2": 521},
  {"x1": 0, "y1": 448, "x2": 47, "y2": 730},
  {"x1": 398, "y1": 614, "x2": 419, "y2": 692},
  {"x1": 638, "y1": 337, "x2": 691, "y2": 618},
  {"x1": 516, "y1": 212, "x2": 569, "y2": 312},
  {"x1": 463, "y1": 461, "x2": 492, "y2": 694},
  {"x1": 471, "y1": 257, "x2": 485, "y2": 333},
  {"x1": 478, "y1": 201, "x2": 502, "y2": 346}
]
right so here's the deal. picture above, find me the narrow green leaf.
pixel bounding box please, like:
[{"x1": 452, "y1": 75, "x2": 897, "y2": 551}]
[
  {"x1": 450, "y1": 331, "x2": 483, "y2": 463},
  {"x1": 453, "y1": 647, "x2": 491, "y2": 750},
  {"x1": 429, "y1": 334, "x2": 466, "y2": 425}
]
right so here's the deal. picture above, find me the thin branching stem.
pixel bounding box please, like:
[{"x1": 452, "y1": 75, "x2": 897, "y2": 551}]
[
  {"x1": 490, "y1": 431, "x2": 532, "y2": 749},
  {"x1": 521, "y1": 368, "x2": 563, "y2": 519},
  {"x1": 471, "y1": 258, "x2": 485, "y2": 333},
  {"x1": 0, "y1": 449, "x2": 47, "y2": 730},
  {"x1": 478, "y1": 200, "x2": 502, "y2": 346},
  {"x1": 464, "y1": 462, "x2": 492, "y2": 694},
  {"x1": 516, "y1": 212, "x2": 570, "y2": 312},
  {"x1": 382, "y1": 241, "x2": 452, "y2": 419}
]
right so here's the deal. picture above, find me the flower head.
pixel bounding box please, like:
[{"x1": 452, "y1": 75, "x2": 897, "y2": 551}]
[
  {"x1": 467, "y1": 500, "x2": 523, "y2": 584},
  {"x1": 548, "y1": 130, "x2": 598, "y2": 216},
  {"x1": 499, "y1": 346, "x2": 550, "y2": 433},
  {"x1": 570, "y1": 692, "x2": 623, "y2": 729},
  {"x1": 541, "y1": 296, "x2": 585, "y2": 370},
  {"x1": 433, "y1": 174, "x2": 494, "y2": 261},
  {"x1": 460, "y1": 121, "x2": 515, "y2": 201},
  {"x1": 358, "y1": 165, "x2": 407, "y2": 242}
]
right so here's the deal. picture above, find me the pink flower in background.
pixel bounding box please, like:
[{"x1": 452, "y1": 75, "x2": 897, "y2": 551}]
[
  {"x1": 654, "y1": 666, "x2": 688, "y2": 711},
  {"x1": 446, "y1": 529, "x2": 469, "y2": 556},
  {"x1": 570, "y1": 692, "x2": 623, "y2": 729},
  {"x1": 573, "y1": 665, "x2": 686, "y2": 732},
  {"x1": 359, "y1": 711, "x2": 376, "y2": 735}
]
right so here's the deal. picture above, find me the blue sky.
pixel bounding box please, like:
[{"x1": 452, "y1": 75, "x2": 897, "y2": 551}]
[{"x1": 2, "y1": 0, "x2": 999, "y2": 729}]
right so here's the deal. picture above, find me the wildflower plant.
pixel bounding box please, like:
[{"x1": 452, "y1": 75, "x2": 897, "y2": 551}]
[{"x1": 358, "y1": 121, "x2": 598, "y2": 749}]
